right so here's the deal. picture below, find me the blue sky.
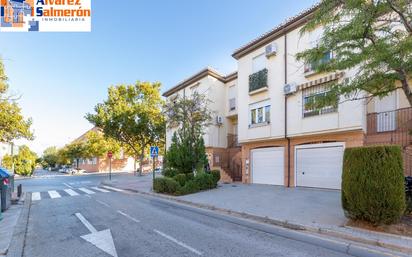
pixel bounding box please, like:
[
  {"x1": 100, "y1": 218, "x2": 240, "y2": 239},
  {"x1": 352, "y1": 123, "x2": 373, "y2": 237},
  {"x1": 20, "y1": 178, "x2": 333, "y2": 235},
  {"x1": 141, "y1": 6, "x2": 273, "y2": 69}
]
[{"x1": 0, "y1": 0, "x2": 317, "y2": 154}]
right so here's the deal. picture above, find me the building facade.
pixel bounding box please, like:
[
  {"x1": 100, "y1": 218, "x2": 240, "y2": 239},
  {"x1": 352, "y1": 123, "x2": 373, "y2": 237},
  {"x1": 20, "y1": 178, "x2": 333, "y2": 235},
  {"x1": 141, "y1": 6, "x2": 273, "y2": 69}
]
[{"x1": 164, "y1": 4, "x2": 412, "y2": 189}]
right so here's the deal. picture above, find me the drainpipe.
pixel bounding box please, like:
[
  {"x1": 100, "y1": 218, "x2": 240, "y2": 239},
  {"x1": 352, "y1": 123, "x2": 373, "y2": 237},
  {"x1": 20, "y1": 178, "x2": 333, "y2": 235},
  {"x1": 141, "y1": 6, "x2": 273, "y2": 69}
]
[{"x1": 284, "y1": 33, "x2": 291, "y2": 188}]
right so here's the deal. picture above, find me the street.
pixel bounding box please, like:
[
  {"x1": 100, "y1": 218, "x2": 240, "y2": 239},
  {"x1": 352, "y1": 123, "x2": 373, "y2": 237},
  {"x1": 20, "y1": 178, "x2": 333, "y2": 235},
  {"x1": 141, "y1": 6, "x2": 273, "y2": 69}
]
[{"x1": 15, "y1": 173, "x2": 354, "y2": 257}]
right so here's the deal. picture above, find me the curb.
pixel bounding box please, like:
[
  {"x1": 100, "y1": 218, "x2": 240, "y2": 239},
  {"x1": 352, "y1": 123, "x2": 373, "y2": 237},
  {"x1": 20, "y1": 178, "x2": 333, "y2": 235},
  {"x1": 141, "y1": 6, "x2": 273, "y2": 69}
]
[
  {"x1": 102, "y1": 181, "x2": 412, "y2": 256},
  {"x1": 6, "y1": 193, "x2": 31, "y2": 257}
]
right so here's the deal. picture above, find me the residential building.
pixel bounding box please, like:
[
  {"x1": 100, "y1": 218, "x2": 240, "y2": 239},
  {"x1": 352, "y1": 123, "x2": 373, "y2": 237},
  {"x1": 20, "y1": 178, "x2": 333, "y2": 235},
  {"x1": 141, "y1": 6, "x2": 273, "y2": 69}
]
[
  {"x1": 163, "y1": 68, "x2": 242, "y2": 182},
  {"x1": 73, "y1": 127, "x2": 135, "y2": 173},
  {"x1": 164, "y1": 4, "x2": 412, "y2": 189}
]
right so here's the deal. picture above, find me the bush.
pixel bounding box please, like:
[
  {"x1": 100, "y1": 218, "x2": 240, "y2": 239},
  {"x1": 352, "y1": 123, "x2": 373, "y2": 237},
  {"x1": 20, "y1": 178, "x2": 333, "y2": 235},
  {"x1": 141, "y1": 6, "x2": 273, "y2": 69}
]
[
  {"x1": 153, "y1": 177, "x2": 180, "y2": 195},
  {"x1": 177, "y1": 180, "x2": 200, "y2": 195},
  {"x1": 342, "y1": 146, "x2": 406, "y2": 225},
  {"x1": 173, "y1": 174, "x2": 187, "y2": 187},
  {"x1": 194, "y1": 172, "x2": 215, "y2": 190},
  {"x1": 186, "y1": 173, "x2": 194, "y2": 181},
  {"x1": 162, "y1": 166, "x2": 177, "y2": 178},
  {"x1": 211, "y1": 170, "x2": 221, "y2": 185}
]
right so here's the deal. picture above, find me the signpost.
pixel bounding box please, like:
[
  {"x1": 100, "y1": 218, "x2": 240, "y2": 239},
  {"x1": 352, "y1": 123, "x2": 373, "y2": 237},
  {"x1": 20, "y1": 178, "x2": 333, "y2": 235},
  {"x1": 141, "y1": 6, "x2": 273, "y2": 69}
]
[
  {"x1": 150, "y1": 146, "x2": 159, "y2": 185},
  {"x1": 107, "y1": 151, "x2": 113, "y2": 180}
]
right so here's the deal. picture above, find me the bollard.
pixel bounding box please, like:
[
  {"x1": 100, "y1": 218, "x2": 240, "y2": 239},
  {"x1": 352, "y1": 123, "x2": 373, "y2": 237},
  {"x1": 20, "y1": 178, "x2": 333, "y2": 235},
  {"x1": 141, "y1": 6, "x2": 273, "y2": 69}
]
[{"x1": 17, "y1": 184, "x2": 22, "y2": 198}]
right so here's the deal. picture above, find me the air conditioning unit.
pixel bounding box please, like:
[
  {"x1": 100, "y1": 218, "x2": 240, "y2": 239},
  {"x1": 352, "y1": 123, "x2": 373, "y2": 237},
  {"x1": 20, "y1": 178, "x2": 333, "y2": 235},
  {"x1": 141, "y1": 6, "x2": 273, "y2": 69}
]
[
  {"x1": 265, "y1": 43, "x2": 277, "y2": 58},
  {"x1": 216, "y1": 116, "x2": 223, "y2": 125},
  {"x1": 283, "y1": 83, "x2": 297, "y2": 95}
]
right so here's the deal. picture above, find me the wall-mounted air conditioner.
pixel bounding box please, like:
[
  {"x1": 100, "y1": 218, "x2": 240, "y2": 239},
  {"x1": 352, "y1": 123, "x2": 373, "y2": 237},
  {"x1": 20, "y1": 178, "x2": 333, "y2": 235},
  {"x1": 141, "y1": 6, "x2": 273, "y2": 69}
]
[
  {"x1": 265, "y1": 43, "x2": 277, "y2": 58},
  {"x1": 216, "y1": 116, "x2": 223, "y2": 125},
  {"x1": 283, "y1": 83, "x2": 297, "y2": 95}
]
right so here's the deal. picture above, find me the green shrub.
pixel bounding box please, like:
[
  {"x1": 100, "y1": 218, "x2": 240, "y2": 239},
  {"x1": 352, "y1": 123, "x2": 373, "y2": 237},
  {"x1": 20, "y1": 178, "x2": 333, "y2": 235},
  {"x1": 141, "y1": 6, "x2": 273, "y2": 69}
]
[
  {"x1": 173, "y1": 174, "x2": 187, "y2": 187},
  {"x1": 194, "y1": 172, "x2": 215, "y2": 190},
  {"x1": 153, "y1": 177, "x2": 180, "y2": 195},
  {"x1": 162, "y1": 166, "x2": 177, "y2": 178},
  {"x1": 186, "y1": 173, "x2": 194, "y2": 181},
  {"x1": 211, "y1": 170, "x2": 221, "y2": 185},
  {"x1": 342, "y1": 146, "x2": 406, "y2": 225},
  {"x1": 178, "y1": 180, "x2": 200, "y2": 195}
]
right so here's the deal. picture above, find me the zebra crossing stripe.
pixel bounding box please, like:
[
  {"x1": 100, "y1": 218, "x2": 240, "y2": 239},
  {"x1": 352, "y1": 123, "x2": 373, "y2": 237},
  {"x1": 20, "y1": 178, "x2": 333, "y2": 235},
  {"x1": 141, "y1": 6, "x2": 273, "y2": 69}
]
[
  {"x1": 91, "y1": 187, "x2": 110, "y2": 193},
  {"x1": 78, "y1": 188, "x2": 95, "y2": 194},
  {"x1": 101, "y1": 185, "x2": 125, "y2": 192},
  {"x1": 32, "y1": 192, "x2": 41, "y2": 201},
  {"x1": 48, "y1": 190, "x2": 61, "y2": 199},
  {"x1": 64, "y1": 189, "x2": 79, "y2": 196}
]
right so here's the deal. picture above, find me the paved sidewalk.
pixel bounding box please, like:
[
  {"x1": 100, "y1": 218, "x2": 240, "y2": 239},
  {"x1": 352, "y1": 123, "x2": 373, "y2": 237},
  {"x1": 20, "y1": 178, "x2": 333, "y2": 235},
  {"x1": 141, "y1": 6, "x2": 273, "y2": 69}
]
[
  {"x1": 0, "y1": 201, "x2": 24, "y2": 256},
  {"x1": 102, "y1": 176, "x2": 412, "y2": 254}
]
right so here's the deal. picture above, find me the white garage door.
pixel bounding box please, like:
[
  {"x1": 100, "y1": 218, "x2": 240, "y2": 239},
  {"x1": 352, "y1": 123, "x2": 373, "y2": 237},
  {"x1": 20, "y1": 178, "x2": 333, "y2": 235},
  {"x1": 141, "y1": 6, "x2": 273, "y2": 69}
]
[
  {"x1": 296, "y1": 143, "x2": 344, "y2": 190},
  {"x1": 251, "y1": 147, "x2": 284, "y2": 185}
]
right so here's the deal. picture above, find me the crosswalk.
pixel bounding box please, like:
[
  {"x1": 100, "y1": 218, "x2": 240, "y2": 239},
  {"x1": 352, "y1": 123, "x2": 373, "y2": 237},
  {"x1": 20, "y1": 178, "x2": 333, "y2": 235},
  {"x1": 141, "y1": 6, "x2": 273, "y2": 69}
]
[{"x1": 31, "y1": 186, "x2": 121, "y2": 201}]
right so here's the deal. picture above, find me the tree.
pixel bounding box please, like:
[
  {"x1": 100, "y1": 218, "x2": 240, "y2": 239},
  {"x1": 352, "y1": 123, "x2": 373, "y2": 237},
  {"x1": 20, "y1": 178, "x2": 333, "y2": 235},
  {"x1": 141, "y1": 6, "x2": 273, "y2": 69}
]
[
  {"x1": 2, "y1": 145, "x2": 37, "y2": 176},
  {"x1": 164, "y1": 92, "x2": 212, "y2": 173},
  {"x1": 86, "y1": 82, "x2": 165, "y2": 176},
  {"x1": 0, "y1": 59, "x2": 33, "y2": 142},
  {"x1": 63, "y1": 141, "x2": 88, "y2": 170},
  {"x1": 42, "y1": 146, "x2": 59, "y2": 168},
  {"x1": 296, "y1": 0, "x2": 412, "y2": 106},
  {"x1": 83, "y1": 130, "x2": 121, "y2": 158}
]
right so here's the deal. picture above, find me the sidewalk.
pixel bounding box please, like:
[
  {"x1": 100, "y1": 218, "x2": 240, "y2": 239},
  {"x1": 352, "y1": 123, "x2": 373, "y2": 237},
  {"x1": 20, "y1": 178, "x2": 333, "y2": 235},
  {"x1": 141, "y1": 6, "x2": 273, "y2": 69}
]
[
  {"x1": 0, "y1": 198, "x2": 24, "y2": 256},
  {"x1": 102, "y1": 176, "x2": 412, "y2": 255}
]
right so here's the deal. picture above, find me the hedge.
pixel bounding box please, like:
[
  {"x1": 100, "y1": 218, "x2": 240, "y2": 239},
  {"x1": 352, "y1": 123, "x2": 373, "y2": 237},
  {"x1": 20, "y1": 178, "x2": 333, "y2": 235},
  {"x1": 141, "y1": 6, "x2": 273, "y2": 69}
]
[
  {"x1": 342, "y1": 145, "x2": 406, "y2": 225},
  {"x1": 211, "y1": 170, "x2": 221, "y2": 184},
  {"x1": 153, "y1": 177, "x2": 180, "y2": 195},
  {"x1": 154, "y1": 172, "x2": 218, "y2": 196}
]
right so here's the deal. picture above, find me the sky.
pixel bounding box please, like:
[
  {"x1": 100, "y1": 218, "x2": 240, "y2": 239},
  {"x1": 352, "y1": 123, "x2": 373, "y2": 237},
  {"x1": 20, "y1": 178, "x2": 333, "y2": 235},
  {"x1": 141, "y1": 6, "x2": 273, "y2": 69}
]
[{"x1": 0, "y1": 0, "x2": 317, "y2": 155}]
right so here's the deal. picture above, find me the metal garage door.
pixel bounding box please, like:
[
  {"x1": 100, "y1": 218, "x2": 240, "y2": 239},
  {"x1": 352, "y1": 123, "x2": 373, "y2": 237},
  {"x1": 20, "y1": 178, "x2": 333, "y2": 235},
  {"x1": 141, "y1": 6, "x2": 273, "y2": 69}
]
[
  {"x1": 251, "y1": 147, "x2": 284, "y2": 185},
  {"x1": 296, "y1": 143, "x2": 344, "y2": 190}
]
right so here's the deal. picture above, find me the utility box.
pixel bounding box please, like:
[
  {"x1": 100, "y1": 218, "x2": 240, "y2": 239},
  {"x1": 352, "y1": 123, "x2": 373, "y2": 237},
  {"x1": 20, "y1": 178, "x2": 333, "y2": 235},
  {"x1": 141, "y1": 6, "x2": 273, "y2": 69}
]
[{"x1": 0, "y1": 167, "x2": 12, "y2": 212}]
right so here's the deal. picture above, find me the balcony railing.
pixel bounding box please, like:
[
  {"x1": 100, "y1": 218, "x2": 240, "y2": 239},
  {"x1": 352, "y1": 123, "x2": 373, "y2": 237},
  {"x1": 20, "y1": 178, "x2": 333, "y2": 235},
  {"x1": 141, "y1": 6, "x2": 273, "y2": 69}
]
[{"x1": 249, "y1": 68, "x2": 268, "y2": 92}]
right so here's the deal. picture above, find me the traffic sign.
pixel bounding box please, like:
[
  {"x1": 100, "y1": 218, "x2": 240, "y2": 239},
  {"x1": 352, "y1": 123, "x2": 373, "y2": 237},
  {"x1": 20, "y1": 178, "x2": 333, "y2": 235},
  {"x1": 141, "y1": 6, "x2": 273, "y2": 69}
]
[
  {"x1": 107, "y1": 151, "x2": 113, "y2": 159},
  {"x1": 150, "y1": 146, "x2": 159, "y2": 158}
]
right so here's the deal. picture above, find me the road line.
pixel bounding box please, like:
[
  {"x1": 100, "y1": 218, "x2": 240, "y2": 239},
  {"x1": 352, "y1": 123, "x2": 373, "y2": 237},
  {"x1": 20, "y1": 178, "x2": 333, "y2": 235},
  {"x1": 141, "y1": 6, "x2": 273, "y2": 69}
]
[
  {"x1": 75, "y1": 213, "x2": 97, "y2": 233},
  {"x1": 32, "y1": 192, "x2": 41, "y2": 201},
  {"x1": 78, "y1": 188, "x2": 95, "y2": 194},
  {"x1": 153, "y1": 229, "x2": 202, "y2": 256},
  {"x1": 63, "y1": 183, "x2": 73, "y2": 189},
  {"x1": 117, "y1": 211, "x2": 140, "y2": 223},
  {"x1": 91, "y1": 187, "x2": 110, "y2": 193},
  {"x1": 48, "y1": 190, "x2": 61, "y2": 199},
  {"x1": 96, "y1": 200, "x2": 110, "y2": 208},
  {"x1": 64, "y1": 189, "x2": 79, "y2": 196},
  {"x1": 101, "y1": 185, "x2": 125, "y2": 192}
]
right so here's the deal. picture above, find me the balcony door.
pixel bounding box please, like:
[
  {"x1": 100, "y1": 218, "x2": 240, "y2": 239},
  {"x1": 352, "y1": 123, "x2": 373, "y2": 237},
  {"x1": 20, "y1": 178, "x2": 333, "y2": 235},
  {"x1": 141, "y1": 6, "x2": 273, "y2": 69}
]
[{"x1": 375, "y1": 93, "x2": 397, "y2": 132}]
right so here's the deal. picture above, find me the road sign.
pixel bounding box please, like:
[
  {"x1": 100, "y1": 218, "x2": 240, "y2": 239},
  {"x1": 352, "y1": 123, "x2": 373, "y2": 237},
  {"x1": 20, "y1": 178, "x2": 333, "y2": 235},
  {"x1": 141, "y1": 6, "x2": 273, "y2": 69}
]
[
  {"x1": 150, "y1": 146, "x2": 159, "y2": 158},
  {"x1": 107, "y1": 151, "x2": 113, "y2": 159}
]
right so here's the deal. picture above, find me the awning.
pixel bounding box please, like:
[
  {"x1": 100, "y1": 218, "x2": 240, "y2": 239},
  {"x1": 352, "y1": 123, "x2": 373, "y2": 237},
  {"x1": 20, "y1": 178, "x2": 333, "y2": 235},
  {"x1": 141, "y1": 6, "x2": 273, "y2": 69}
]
[{"x1": 0, "y1": 167, "x2": 12, "y2": 178}]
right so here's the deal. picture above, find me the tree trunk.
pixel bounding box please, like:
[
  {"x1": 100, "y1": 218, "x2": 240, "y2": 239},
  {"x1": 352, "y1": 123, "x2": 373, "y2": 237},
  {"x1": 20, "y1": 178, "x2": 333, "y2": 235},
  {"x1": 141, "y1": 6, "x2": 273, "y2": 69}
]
[
  {"x1": 139, "y1": 150, "x2": 144, "y2": 176},
  {"x1": 400, "y1": 78, "x2": 412, "y2": 107}
]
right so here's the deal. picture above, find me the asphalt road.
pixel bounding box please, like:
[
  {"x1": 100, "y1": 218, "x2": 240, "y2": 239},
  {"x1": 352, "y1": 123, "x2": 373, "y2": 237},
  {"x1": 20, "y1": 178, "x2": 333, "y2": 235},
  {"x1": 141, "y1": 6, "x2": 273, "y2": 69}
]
[{"x1": 17, "y1": 173, "x2": 354, "y2": 257}]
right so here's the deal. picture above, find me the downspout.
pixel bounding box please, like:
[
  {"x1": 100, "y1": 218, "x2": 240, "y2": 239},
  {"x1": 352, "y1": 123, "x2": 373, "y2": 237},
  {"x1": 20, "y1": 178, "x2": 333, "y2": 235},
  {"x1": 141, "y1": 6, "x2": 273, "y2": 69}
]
[{"x1": 284, "y1": 33, "x2": 291, "y2": 188}]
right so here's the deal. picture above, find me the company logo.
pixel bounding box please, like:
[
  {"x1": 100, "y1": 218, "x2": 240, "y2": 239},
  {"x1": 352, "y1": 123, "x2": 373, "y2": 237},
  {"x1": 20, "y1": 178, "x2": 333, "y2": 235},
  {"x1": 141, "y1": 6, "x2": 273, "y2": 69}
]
[{"x1": 0, "y1": 0, "x2": 91, "y2": 32}]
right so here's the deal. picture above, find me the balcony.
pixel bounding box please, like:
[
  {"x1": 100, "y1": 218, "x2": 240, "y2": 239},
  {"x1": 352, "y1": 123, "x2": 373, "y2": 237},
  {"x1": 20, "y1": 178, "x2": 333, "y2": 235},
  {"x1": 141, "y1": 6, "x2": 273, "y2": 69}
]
[{"x1": 249, "y1": 68, "x2": 268, "y2": 94}]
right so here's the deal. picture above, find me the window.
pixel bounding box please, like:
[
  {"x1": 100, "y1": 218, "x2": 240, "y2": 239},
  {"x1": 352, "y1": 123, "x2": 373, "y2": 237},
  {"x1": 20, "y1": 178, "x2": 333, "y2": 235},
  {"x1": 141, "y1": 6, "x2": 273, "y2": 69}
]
[
  {"x1": 304, "y1": 51, "x2": 332, "y2": 74},
  {"x1": 229, "y1": 98, "x2": 236, "y2": 111},
  {"x1": 303, "y1": 84, "x2": 338, "y2": 118},
  {"x1": 252, "y1": 54, "x2": 266, "y2": 73},
  {"x1": 250, "y1": 105, "x2": 271, "y2": 126}
]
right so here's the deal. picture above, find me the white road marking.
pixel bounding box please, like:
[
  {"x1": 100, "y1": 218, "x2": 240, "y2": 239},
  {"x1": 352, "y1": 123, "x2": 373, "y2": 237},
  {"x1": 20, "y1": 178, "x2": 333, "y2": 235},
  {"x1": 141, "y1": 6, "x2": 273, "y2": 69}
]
[
  {"x1": 96, "y1": 200, "x2": 110, "y2": 208},
  {"x1": 154, "y1": 229, "x2": 203, "y2": 256},
  {"x1": 63, "y1": 183, "x2": 73, "y2": 189},
  {"x1": 101, "y1": 185, "x2": 125, "y2": 192},
  {"x1": 78, "y1": 188, "x2": 95, "y2": 194},
  {"x1": 48, "y1": 190, "x2": 61, "y2": 199},
  {"x1": 91, "y1": 187, "x2": 110, "y2": 193},
  {"x1": 32, "y1": 192, "x2": 41, "y2": 201},
  {"x1": 64, "y1": 189, "x2": 79, "y2": 196},
  {"x1": 117, "y1": 210, "x2": 140, "y2": 223},
  {"x1": 75, "y1": 213, "x2": 118, "y2": 257},
  {"x1": 75, "y1": 213, "x2": 97, "y2": 233}
]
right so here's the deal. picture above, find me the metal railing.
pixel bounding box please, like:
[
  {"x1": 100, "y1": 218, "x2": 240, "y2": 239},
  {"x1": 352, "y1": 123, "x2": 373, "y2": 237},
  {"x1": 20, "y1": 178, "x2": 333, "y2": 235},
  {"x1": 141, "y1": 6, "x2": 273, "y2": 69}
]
[{"x1": 249, "y1": 68, "x2": 268, "y2": 92}]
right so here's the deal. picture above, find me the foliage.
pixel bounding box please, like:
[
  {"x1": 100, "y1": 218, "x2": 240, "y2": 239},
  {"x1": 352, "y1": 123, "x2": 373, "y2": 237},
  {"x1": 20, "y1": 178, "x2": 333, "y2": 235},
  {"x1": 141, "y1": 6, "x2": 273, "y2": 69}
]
[
  {"x1": 62, "y1": 141, "x2": 89, "y2": 169},
  {"x1": 86, "y1": 82, "x2": 165, "y2": 175},
  {"x1": 84, "y1": 130, "x2": 121, "y2": 158},
  {"x1": 0, "y1": 59, "x2": 33, "y2": 142},
  {"x1": 162, "y1": 166, "x2": 178, "y2": 178},
  {"x1": 296, "y1": 0, "x2": 412, "y2": 106},
  {"x1": 249, "y1": 68, "x2": 268, "y2": 92},
  {"x1": 177, "y1": 180, "x2": 200, "y2": 195},
  {"x1": 42, "y1": 146, "x2": 59, "y2": 168},
  {"x1": 2, "y1": 145, "x2": 37, "y2": 176},
  {"x1": 342, "y1": 146, "x2": 406, "y2": 225},
  {"x1": 211, "y1": 170, "x2": 221, "y2": 185},
  {"x1": 194, "y1": 172, "x2": 215, "y2": 190},
  {"x1": 153, "y1": 177, "x2": 180, "y2": 195},
  {"x1": 173, "y1": 174, "x2": 188, "y2": 187}
]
